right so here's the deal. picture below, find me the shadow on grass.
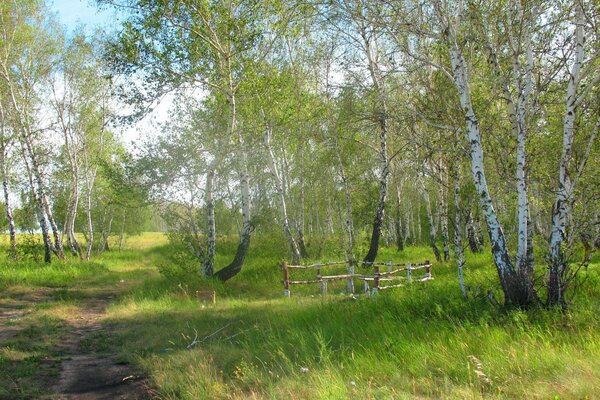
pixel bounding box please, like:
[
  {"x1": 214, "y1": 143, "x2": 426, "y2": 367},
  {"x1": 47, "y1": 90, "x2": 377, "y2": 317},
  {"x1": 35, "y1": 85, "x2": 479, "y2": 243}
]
[
  {"x1": 100, "y1": 265, "x2": 600, "y2": 399},
  {"x1": 0, "y1": 315, "x2": 66, "y2": 400}
]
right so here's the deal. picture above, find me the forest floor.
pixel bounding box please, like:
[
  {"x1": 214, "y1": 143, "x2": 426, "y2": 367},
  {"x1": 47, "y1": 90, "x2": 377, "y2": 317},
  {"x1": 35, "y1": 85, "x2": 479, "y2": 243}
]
[{"x1": 1, "y1": 233, "x2": 599, "y2": 399}]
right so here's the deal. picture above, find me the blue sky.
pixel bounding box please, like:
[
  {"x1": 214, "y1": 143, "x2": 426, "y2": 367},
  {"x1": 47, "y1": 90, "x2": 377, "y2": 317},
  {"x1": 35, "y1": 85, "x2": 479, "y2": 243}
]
[{"x1": 48, "y1": 0, "x2": 120, "y2": 32}]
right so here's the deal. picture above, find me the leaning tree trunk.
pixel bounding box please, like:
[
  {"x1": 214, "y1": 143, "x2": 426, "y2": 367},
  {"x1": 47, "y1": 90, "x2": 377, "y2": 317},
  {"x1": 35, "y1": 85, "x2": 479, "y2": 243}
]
[
  {"x1": 22, "y1": 150, "x2": 52, "y2": 263},
  {"x1": 23, "y1": 135, "x2": 65, "y2": 259},
  {"x1": 101, "y1": 212, "x2": 113, "y2": 253},
  {"x1": 445, "y1": 34, "x2": 537, "y2": 307},
  {"x1": 215, "y1": 143, "x2": 252, "y2": 281},
  {"x1": 360, "y1": 23, "x2": 390, "y2": 265},
  {"x1": 202, "y1": 158, "x2": 218, "y2": 277},
  {"x1": 215, "y1": 94, "x2": 252, "y2": 282}
]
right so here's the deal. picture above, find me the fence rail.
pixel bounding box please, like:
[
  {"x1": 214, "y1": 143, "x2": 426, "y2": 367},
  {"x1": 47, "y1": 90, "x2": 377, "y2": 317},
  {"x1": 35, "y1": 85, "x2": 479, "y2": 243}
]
[{"x1": 281, "y1": 259, "x2": 432, "y2": 297}]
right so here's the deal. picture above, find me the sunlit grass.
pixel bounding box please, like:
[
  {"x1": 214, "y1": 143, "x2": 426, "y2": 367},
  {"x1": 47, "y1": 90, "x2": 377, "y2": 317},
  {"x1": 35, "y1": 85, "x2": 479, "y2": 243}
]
[{"x1": 1, "y1": 232, "x2": 599, "y2": 398}]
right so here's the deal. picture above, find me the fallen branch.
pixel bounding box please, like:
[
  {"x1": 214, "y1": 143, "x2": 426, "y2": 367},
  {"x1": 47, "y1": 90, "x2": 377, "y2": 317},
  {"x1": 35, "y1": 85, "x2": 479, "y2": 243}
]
[{"x1": 186, "y1": 322, "x2": 235, "y2": 349}]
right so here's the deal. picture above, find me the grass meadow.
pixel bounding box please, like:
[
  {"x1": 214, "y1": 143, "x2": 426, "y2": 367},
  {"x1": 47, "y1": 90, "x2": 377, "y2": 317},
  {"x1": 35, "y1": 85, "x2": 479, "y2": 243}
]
[{"x1": 0, "y1": 232, "x2": 599, "y2": 399}]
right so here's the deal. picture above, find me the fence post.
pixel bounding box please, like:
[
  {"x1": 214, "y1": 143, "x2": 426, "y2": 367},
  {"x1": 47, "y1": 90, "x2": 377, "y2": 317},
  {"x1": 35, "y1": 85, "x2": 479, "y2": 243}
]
[
  {"x1": 406, "y1": 263, "x2": 412, "y2": 284},
  {"x1": 364, "y1": 280, "x2": 370, "y2": 296},
  {"x1": 282, "y1": 262, "x2": 290, "y2": 297},
  {"x1": 425, "y1": 260, "x2": 432, "y2": 280},
  {"x1": 372, "y1": 265, "x2": 380, "y2": 298},
  {"x1": 387, "y1": 261, "x2": 392, "y2": 273},
  {"x1": 321, "y1": 280, "x2": 328, "y2": 296},
  {"x1": 347, "y1": 260, "x2": 355, "y2": 294}
]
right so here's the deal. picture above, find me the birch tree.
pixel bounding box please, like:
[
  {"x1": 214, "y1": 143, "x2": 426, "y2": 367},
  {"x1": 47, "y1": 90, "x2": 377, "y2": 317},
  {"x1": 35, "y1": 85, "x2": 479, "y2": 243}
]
[
  {"x1": 547, "y1": 1, "x2": 600, "y2": 306},
  {"x1": 0, "y1": 0, "x2": 64, "y2": 262},
  {"x1": 103, "y1": 0, "x2": 298, "y2": 281},
  {"x1": 0, "y1": 95, "x2": 17, "y2": 258},
  {"x1": 426, "y1": 0, "x2": 538, "y2": 306}
]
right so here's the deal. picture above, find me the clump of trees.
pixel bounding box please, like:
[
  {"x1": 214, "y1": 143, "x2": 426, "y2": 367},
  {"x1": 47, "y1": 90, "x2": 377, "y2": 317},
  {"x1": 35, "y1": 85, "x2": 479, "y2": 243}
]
[
  {"x1": 1, "y1": 0, "x2": 598, "y2": 308},
  {"x1": 0, "y1": 0, "x2": 152, "y2": 263}
]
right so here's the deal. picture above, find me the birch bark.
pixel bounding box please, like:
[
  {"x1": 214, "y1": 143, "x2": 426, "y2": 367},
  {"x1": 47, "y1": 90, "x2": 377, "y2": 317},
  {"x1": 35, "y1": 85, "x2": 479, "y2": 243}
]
[
  {"x1": 547, "y1": 2, "x2": 592, "y2": 306},
  {"x1": 264, "y1": 121, "x2": 301, "y2": 264},
  {"x1": 435, "y1": 1, "x2": 538, "y2": 306},
  {"x1": 421, "y1": 182, "x2": 441, "y2": 262},
  {"x1": 202, "y1": 158, "x2": 218, "y2": 277},
  {"x1": 215, "y1": 92, "x2": 253, "y2": 281},
  {"x1": 0, "y1": 107, "x2": 16, "y2": 258},
  {"x1": 358, "y1": 16, "x2": 390, "y2": 264}
]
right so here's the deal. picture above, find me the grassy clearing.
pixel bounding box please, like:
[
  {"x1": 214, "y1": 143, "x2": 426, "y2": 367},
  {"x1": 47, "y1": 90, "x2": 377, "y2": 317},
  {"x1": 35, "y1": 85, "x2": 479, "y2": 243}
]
[{"x1": 1, "y1": 233, "x2": 599, "y2": 399}]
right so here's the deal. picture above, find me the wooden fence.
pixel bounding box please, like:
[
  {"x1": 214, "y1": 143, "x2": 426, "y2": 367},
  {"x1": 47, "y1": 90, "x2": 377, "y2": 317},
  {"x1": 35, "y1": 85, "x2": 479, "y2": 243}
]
[{"x1": 281, "y1": 260, "x2": 432, "y2": 297}]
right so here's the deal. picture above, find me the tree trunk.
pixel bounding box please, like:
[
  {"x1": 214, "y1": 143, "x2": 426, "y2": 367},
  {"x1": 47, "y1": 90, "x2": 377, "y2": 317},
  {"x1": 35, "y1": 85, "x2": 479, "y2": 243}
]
[
  {"x1": 215, "y1": 94, "x2": 252, "y2": 282},
  {"x1": 453, "y1": 134, "x2": 467, "y2": 298},
  {"x1": 296, "y1": 145, "x2": 309, "y2": 259},
  {"x1": 1, "y1": 145, "x2": 16, "y2": 258},
  {"x1": 85, "y1": 182, "x2": 94, "y2": 260},
  {"x1": 445, "y1": 30, "x2": 537, "y2": 307},
  {"x1": 118, "y1": 209, "x2": 126, "y2": 252},
  {"x1": 202, "y1": 158, "x2": 218, "y2": 277},
  {"x1": 336, "y1": 142, "x2": 355, "y2": 259},
  {"x1": 404, "y1": 201, "x2": 415, "y2": 245},
  {"x1": 547, "y1": 3, "x2": 586, "y2": 307},
  {"x1": 360, "y1": 20, "x2": 390, "y2": 265},
  {"x1": 101, "y1": 213, "x2": 113, "y2": 253},
  {"x1": 422, "y1": 184, "x2": 441, "y2": 262},
  {"x1": 417, "y1": 204, "x2": 422, "y2": 243},
  {"x1": 22, "y1": 149, "x2": 52, "y2": 263},
  {"x1": 466, "y1": 211, "x2": 481, "y2": 253},
  {"x1": 438, "y1": 172, "x2": 450, "y2": 262},
  {"x1": 65, "y1": 172, "x2": 82, "y2": 257},
  {"x1": 214, "y1": 143, "x2": 252, "y2": 281},
  {"x1": 264, "y1": 122, "x2": 301, "y2": 264},
  {"x1": 395, "y1": 186, "x2": 404, "y2": 252},
  {"x1": 23, "y1": 135, "x2": 65, "y2": 259}
]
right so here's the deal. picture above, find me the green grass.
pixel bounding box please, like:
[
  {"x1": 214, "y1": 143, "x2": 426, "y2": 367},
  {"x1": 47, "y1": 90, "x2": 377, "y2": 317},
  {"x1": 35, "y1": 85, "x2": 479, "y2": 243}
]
[{"x1": 0, "y1": 232, "x2": 599, "y2": 399}]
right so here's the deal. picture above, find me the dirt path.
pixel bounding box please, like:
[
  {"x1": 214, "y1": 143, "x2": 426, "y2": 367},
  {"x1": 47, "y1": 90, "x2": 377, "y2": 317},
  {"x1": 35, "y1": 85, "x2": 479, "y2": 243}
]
[{"x1": 50, "y1": 291, "x2": 151, "y2": 400}]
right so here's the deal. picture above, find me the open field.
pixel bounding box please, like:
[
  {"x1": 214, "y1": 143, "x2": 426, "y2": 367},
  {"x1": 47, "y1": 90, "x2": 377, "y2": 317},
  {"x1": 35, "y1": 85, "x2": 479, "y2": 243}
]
[{"x1": 1, "y1": 233, "x2": 599, "y2": 399}]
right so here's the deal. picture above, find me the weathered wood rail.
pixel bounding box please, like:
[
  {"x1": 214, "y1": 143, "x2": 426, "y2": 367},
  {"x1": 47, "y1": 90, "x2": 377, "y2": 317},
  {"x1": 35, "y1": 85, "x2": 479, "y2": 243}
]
[{"x1": 281, "y1": 260, "x2": 432, "y2": 297}]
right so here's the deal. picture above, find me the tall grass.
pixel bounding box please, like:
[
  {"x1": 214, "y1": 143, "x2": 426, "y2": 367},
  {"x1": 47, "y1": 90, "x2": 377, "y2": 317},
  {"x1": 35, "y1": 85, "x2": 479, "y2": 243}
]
[
  {"x1": 1, "y1": 232, "x2": 598, "y2": 399},
  {"x1": 104, "y1": 234, "x2": 599, "y2": 399}
]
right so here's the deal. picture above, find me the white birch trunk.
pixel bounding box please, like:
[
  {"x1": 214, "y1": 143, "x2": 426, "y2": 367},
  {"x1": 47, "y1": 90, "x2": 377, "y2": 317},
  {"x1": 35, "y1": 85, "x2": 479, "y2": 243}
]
[
  {"x1": 21, "y1": 146, "x2": 53, "y2": 262},
  {"x1": 438, "y1": 166, "x2": 450, "y2": 262},
  {"x1": 215, "y1": 93, "x2": 253, "y2": 281},
  {"x1": 1, "y1": 144, "x2": 16, "y2": 258},
  {"x1": 453, "y1": 132, "x2": 467, "y2": 298},
  {"x1": 265, "y1": 124, "x2": 301, "y2": 264},
  {"x1": 437, "y1": 3, "x2": 537, "y2": 305},
  {"x1": 395, "y1": 185, "x2": 404, "y2": 251},
  {"x1": 23, "y1": 134, "x2": 65, "y2": 259},
  {"x1": 336, "y1": 141, "x2": 355, "y2": 258},
  {"x1": 547, "y1": 3, "x2": 587, "y2": 306},
  {"x1": 421, "y1": 182, "x2": 441, "y2": 262},
  {"x1": 202, "y1": 158, "x2": 218, "y2": 277},
  {"x1": 359, "y1": 19, "x2": 390, "y2": 264}
]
